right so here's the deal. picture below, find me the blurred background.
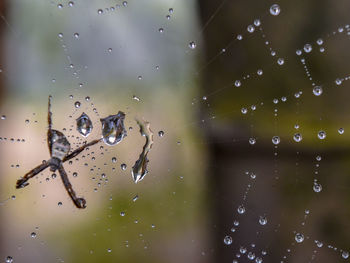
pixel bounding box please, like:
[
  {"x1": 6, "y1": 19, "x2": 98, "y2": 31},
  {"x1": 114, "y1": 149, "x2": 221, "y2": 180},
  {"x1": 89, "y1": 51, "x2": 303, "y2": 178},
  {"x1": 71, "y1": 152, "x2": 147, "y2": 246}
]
[{"x1": 0, "y1": 0, "x2": 350, "y2": 262}]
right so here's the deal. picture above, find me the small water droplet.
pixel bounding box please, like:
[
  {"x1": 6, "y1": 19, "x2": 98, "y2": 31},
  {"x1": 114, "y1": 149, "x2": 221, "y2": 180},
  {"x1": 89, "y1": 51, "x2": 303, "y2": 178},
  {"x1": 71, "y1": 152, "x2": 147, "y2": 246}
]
[
  {"x1": 338, "y1": 128, "x2": 344, "y2": 134},
  {"x1": 73, "y1": 33, "x2": 79, "y2": 39},
  {"x1": 158, "y1": 28, "x2": 164, "y2": 33},
  {"x1": 342, "y1": 251, "x2": 349, "y2": 259},
  {"x1": 313, "y1": 182, "x2": 322, "y2": 192},
  {"x1": 272, "y1": 136, "x2": 280, "y2": 145},
  {"x1": 317, "y1": 130, "x2": 326, "y2": 140},
  {"x1": 189, "y1": 41, "x2": 196, "y2": 49},
  {"x1": 234, "y1": 80, "x2": 241, "y2": 87},
  {"x1": 313, "y1": 86, "x2": 323, "y2": 96},
  {"x1": 158, "y1": 131, "x2": 164, "y2": 137},
  {"x1": 269, "y1": 4, "x2": 281, "y2": 16},
  {"x1": 304, "y1": 44, "x2": 312, "y2": 53},
  {"x1": 5, "y1": 256, "x2": 13, "y2": 263},
  {"x1": 31, "y1": 232, "x2": 37, "y2": 238},
  {"x1": 295, "y1": 233, "x2": 304, "y2": 243},
  {"x1": 121, "y1": 163, "x2": 127, "y2": 170},
  {"x1": 237, "y1": 205, "x2": 246, "y2": 214},
  {"x1": 133, "y1": 95, "x2": 140, "y2": 101},
  {"x1": 293, "y1": 133, "x2": 302, "y2": 142},
  {"x1": 259, "y1": 216, "x2": 267, "y2": 225},
  {"x1": 224, "y1": 235, "x2": 232, "y2": 245},
  {"x1": 74, "y1": 101, "x2": 81, "y2": 108},
  {"x1": 120, "y1": 211, "x2": 125, "y2": 216}
]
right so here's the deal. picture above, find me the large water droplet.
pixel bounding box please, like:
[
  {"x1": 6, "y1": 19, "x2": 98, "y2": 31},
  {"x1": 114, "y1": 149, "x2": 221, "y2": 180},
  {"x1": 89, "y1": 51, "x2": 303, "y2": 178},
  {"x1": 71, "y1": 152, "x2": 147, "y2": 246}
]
[
  {"x1": 100, "y1": 112, "x2": 127, "y2": 146},
  {"x1": 76, "y1": 112, "x2": 93, "y2": 137},
  {"x1": 131, "y1": 120, "x2": 154, "y2": 183}
]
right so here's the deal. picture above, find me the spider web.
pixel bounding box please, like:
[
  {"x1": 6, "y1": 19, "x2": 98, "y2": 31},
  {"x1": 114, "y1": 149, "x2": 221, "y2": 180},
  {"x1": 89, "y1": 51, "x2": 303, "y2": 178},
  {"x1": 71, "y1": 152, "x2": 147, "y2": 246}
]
[{"x1": 0, "y1": 0, "x2": 350, "y2": 262}]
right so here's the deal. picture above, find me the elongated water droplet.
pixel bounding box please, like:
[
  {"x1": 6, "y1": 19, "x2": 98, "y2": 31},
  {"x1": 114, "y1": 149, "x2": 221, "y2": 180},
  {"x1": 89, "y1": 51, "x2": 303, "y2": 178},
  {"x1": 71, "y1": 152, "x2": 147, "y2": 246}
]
[
  {"x1": 76, "y1": 112, "x2": 93, "y2": 137},
  {"x1": 131, "y1": 120, "x2": 154, "y2": 183},
  {"x1": 100, "y1": 112, "x2": 127, "y2": 146}
]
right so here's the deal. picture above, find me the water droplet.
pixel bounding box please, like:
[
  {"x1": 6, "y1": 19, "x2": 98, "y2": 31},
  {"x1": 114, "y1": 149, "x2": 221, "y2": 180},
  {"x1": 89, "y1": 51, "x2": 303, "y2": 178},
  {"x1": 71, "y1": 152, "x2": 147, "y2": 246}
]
[
  {"x1": 272, "y1": 136, "x2": 280, "y2": 145},
  {"x1": 313, "y1": 182, "x2": 322, "y2": 192},
  {"x1": 235, "y1": 80, "x2": 241, "y2": 87},
  {"x1": 316, "y1": 38, "x2": 323, "y2": 45},
  {"x1": 304, "y1": 44, "x2": 312, "y2": 53},
  {"x1": 132, "y1": 120, "x2": 154, "y2": 183},
  {"x1": 247, "y1": 25, "x2": 255, "y2": 33},
  {"x1": 269, "y1": 4, "x2": 281, "y2": 16},
  {"x1": 73, "y1": 172, "x2": 78, "y2": 177},
  {"x1": 5, "y1": 256, "x2": 13, "y2": 263},
  {"x1": 132, "y1": 195, "x2": 139, "y2": 202},
  {"x1": 107, "y1": 248, "x2": 112, "y2": 253},
  {"x1": 189, "y1": 41, "x2": 196, "y2": 49},
  {"x1": 158, "y1": 28, "x2": 164, "y2": 33},
  {"x1": 120, "y1": 211, "x2": 125, "y2": 216},
  {"x1": 335, "y1": 78, "x2": 342, "y2": 85},
  {"x1": 293, "y1": 133, "x2": 302, "y2": 142},
  {"x1": 224, "y1": 235, "x2": 232, "y2": 245},
  {"x1": 166, "y1": 15, "x2": 171, "y2": 20},
  {"x1": 248, "y1": 252, "x2": 255, "y2": 260},
  {"x1": 313, "y1": 86, "x2": 323, "y2": 96},
  {"x1": 100, "y1": 112, "x2": 127, "y2": 146},
  {"x1": 249, "y1": 137, "x2": 256, "y2": 145},
  {"x1": 277, "y1": 58, "x2": 285, "y2": 65},
  {"x1": 158, "y1": 131, "x2": 164, "y2": 137},
  {"x1": 31, "y1": 232, "x2": 37, "y2": 238},
  {"x1": 254, "y1": 19, "x2": 261, "y2": 27},
  {"x1": 74, "y1": 33, "x2": 79, "y2": 39},
  {"x1": 295, "y1": 233, "x2": 304, "y2": 243},
  {"x1": 1, "y1": 115, "x2": 6, "y2": 120},
  {"x1": 58, "y1": 201, "x2": 62, "y2": 206},
  {"x1": 257, "y1": 69, "x2": 263, "y2": 75},
  {"x1": 237, "y1": 35, "x2": 243, "y2": 40},
  {"x1": 241, "y1": 108, "x2": 248, "y2": 114},
  {"x1": 76, "y1": 113, "x2": 93, "y2": 137},
  {"x1": 259, "y1": 216, "x2": 267, "y2": 225},
  {"x1": 121, "y1": 163, "x2": 127, "y2": 170},
  {"x1": 74, "y1": 101, "x2": 81, "y2": 108},
  {"x1": 317, "y1": 130, "x2": 326, "y2": 140},
  {"x1": 296, "y1": 49, "x2": 302, "y2": 56},
  {"x1": 237, "y1": 205, "x2": 246, "y2": 214},
  {"x1": 57, "y1": 4, "x2": 63, "y2": 9},
  {"x1": 338, "y1": 128, "x2": 344, "y2": 134},
  {"x1": 169, "y1": 8, "x2": 174, "y2": 13},
  {"x1": 68, "y1": 1, "x2": 74, "y2": 7},
  {"x1": 342, "y1": 251, "x2": 349, "y2": 259},
  {"x1": 122, "y1": 1, "x2": 128, "y2": 7},
  {"x1": 111, "y1": 157, "x2": 117, "y2": 163},
  {"x1": 133, "y1": 95, "x2": 140, "y2": 101},
  {"x1": 97, "y1": 9, "x2": 103, "y2": 14}
]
